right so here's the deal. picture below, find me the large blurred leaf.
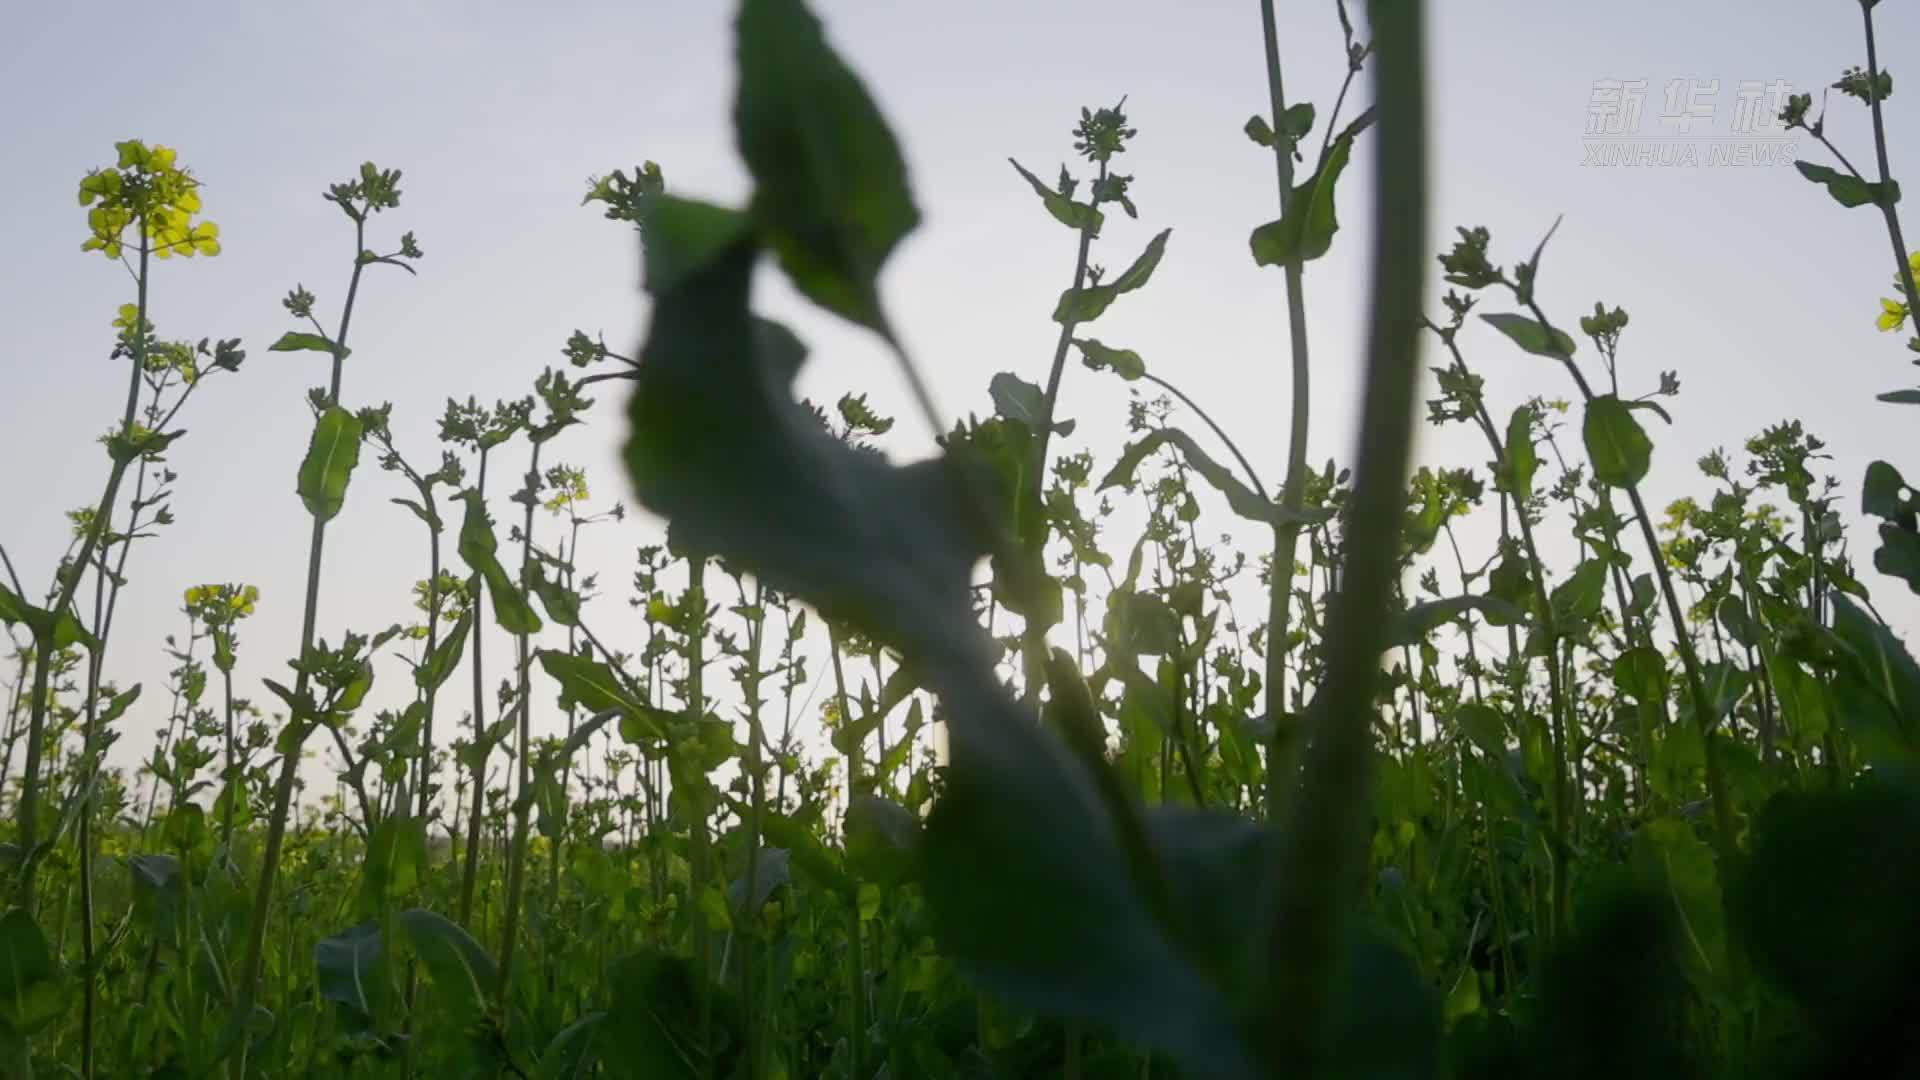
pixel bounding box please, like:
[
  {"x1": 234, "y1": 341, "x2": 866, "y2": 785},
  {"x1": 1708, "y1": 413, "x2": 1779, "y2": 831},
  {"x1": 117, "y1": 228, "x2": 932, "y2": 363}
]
[
  {"x1": 622, "y1": 230, "x2": 990, "y2": 670},
  {"x1": 1452, "y1": 882, "x2": 1698, "y2": 1079},
  {"x1": 314, "y1": 921, "x2": 384, "y2": 1019},
  {"x1": 921, "y1": 675, "x2": 1263, "y2": 1079},
  {"x1": 734, "y1": 0, "x2": 919, "y2": 338},
  {"x1": 1732, "y1": 773, "x2": 1920, "y2": 1074},
  {"x1": 397, "y1": 908, "x2": 497, "y2": 1026},
  {"x1": 0, "y1": 909, "x2": 64, "y2": 1037},
  {"x1": 600, "y1": 949, "x2": 742, "y2": 1080},
  {"x1": 845, "y1": 794, "x2": 918, "y2": 886}
]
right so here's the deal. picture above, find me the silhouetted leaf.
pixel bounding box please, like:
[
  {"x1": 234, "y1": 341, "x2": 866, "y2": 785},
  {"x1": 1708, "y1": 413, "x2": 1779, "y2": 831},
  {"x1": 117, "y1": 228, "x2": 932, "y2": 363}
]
[
  {"x1": 1009, "y1": 158, "x2": 1103, "y2": 233},
  {"x1": 1101, "y1": 427, "x2": 1270, "y2": 524},
  {"x1": 1481, "y1": 313, "x2": 1575, "y2": 359},
  {"x1": 1795, "y1": 161, "x2": 1900, "y2": 209},
  {"x1": 1250, "y1": 133, "x2": 1354, "y2": 266},
  {"x1": 735, "y1": 0, "x2": 919, "y2": 338},
  {"x1": 455, "y1": 491, "x2": 542, "y2": 636},
  {"x1": 1052, "y1": 229, "x2": 1172, "y2": 324}
]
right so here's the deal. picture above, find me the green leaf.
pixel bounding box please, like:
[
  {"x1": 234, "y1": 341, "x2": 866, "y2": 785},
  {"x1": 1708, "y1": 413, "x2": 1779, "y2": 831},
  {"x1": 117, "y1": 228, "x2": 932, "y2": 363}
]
[
  {"x1": 641, "y1": 196, "x2": 754, "y2": 295},
  {"x1": 96, "y1": 684, "x2": 140, "y2": 726},
  {"x1": 1502, "y1": 405, "x2": 1539, "y2": 499},
  {"x1": 1732, "y1": 774, "x2": 1920, "y2": 1062},
  {"x1": 390, "y1": 497, "x2": 441, "y2": 532},
  {"x1": 988, "y1": 372, "x2": 1063, "y2": 435},
  {"x1": 537, "y1": 650, "x2": 675, "y2": 743},
  {"x1": 397, "y1": 908, "x2": 497, "y2": 1026},
  {"x1": 0, "y1": 587, "x2": 29, "y2": 629},
  {"x1": 1584, "y1": 395, "x2": 1652, "y2": 488},
  {"x1": 1862, "y1": 460, "x2": 1914, "y2": 523},
  {"x1": 0, "y1": 909, "x2": 64, "y2": 1036},
  {"x1": 601, "y1": 949, "x2": 742, "y2": 1080},
  {"x1": 1250, "y1": 132, "x2": 1354, "y2": 266},
  {"x1": 622, "y1": 235, "x2": 989, "y2": 667},
  {"x1": 1612, "y1": 646, "x2": 1669, "y2": 705},
  {"x1": 269, "y1": 330, "x2": 347, "y2": 358},
  {"x1": 528, "y1": 560, "x2": 582, "y2": 627},
  {"x1": 735, "y1": 0, "x2": 920, "y2": 339},
  {"x1": 455, "y1": 491, "x2": 542, "y2": 636},
  {"x1": 297, "y1": 406, "x2": 365, "y2": 523},
  {"x1": 1876, "y1": 388, "x2": 1920, "y2": 406},
  {"x1": 313, "y1": 921, "x2": 384, "y2": 1018},
  {"x1": 1051, "y1": 228, "x2": 1172, "y2": 324},
  {"x1": 1100, "y1": 427, "x2": 1271, "y2": 524},
  {"x1": 922, "y1": 741, "x2": 1263, "y2": 1078},
  {"x1": 1794, "y1": 160, "x2": 1901, "y2": 209},
  {"x1": 1452, "y1": 703, "x2": 1508, "y2": 759},
  {"x1": 1009, "y1": 158, "x2": 1104, "y2": 233},
  {"x1": 357, "y1": 815, "x2": 427, "y2": 920},
  {"x1": 1550, "y1": 558, "x2": 1610, "y2": 626},
  {"x1": 415, "y1": 612, "x2": 471, "y2": 692},
  {"x1": 1074, "y1": 337, "x2": 1147, "y2": 380},
  {"x1": 1481, "y1": 312, "x2": 1576, "y2": 359},
  {"x1": 128, "y1": 854, "x2": 183, "y2": 937},
  {"x1": 726, "y1": 847, "x2": 791, "y2": 914},
  {"x1": 845, "y1": 793, "x2": 918, "y2": 886},
  {"x1": 1827, "y1": 591, "x2": 1920, "y2": 756},
  {"x1": 537, "y1": 1011, "x2": 607, "y2": 1080},
  {"x1": 1387, "y1": 595, "x2": 1523, "y2": 648}
]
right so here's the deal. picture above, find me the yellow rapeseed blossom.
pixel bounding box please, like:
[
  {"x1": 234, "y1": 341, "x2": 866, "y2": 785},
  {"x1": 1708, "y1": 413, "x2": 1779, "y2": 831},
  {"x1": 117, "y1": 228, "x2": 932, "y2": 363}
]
[
  {"x1": 184, "y1": 583, "x2": 259, "y2": 625},
  {"x1": 1879, "y1": 297, "x2": 1909, "y2": 332},
  {"x1": 1875, "y1": 251, "x2": 1920, "y2": 333},
  {"x1": 78, "y1": 139, "x2": 221, "y2": 260}
]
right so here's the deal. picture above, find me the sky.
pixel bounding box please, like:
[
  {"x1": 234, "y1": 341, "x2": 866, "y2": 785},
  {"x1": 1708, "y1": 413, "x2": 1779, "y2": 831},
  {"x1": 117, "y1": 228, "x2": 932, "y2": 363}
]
[{"x1": 2, "y1": 0, "x2": 1917, "y2": 802}]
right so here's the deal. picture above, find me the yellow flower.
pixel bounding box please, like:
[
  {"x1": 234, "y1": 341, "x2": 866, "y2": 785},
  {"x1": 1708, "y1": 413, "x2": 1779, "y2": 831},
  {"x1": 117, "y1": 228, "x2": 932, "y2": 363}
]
[{"x1": 1878, "y1": 297, "x2": 1909, "y2": 333}]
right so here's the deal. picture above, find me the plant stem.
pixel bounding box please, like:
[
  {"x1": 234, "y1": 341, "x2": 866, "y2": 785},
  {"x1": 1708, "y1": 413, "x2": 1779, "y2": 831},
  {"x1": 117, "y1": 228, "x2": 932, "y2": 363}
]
[
  {"x1": 1860, "y1": 3, "x2": 1920, "y2": 319},
  {"x1": 1257, "y1": 0, "x2": 1318, "y2": 819},
  {"x1": 1261, "y1": 2, "x2": 1425, "y2": 1072},
  {"x1": 231, "y1": 217, "x2": 368, "y2": 1078}
]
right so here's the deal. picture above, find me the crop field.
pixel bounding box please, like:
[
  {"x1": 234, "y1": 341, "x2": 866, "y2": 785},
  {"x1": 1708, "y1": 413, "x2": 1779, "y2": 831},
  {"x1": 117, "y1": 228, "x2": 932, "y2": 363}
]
[{"x1": 1, "y1": 0, "x2": 1918, "y2": 1077}]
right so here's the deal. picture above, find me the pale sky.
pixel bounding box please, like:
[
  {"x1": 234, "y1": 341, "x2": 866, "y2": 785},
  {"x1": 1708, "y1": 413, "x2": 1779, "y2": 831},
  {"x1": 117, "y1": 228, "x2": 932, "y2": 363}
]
[{"x1": 3, "y1": 1, "x2": 1917, "y2": 795}]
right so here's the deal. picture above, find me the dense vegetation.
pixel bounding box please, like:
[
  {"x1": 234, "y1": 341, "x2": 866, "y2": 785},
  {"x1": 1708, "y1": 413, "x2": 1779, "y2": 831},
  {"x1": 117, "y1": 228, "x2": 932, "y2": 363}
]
[{"x1": 3, "y1": 0, "x2": 1919, "y2": 1076}]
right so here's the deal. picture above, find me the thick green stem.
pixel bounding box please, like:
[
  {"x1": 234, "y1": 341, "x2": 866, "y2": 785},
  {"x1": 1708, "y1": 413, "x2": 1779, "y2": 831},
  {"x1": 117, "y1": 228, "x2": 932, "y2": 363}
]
[
  {"x1": 1260, "y1": 4, "x2": 1426, "y2": 1070},
  {"x1": 1257, "y1": 0, "x2": 1318, "y2": 819}
]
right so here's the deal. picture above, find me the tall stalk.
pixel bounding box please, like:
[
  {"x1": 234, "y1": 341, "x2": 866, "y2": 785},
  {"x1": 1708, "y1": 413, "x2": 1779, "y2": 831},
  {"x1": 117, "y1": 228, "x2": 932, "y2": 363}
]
[
  {"x1": 494, "y1": 441, "x2": 543, "y2": 1015},
  {"x1": 16, "y1": 236, "x2": 150, "y2": 911},
  {"x1": 1260, "y1": 1, "x2": 1426, "y2": 1071},
  {"x1": 458, "y1": 450, "x2": 495, "y2": 927},
  {"x1": 231, "y1": 170, "x2": 413, "y2": 1070},
  {"x1": 1256, "y1": 0, "x2": 1317, "y2": 816}
]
